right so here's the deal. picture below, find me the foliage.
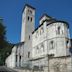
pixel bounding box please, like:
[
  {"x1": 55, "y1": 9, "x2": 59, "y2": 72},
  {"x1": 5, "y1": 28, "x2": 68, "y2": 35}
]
[
  {"x1": 0, "y1": 22, "x2": 6, "y2": 49},
  {"x1": 0, "y1": 19, "x2": 14, "y2": 65}
]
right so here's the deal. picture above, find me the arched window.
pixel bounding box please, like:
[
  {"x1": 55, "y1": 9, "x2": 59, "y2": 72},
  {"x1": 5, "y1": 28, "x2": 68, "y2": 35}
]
[
  {"x1": 66, "y1": 40, "x2": 69, "y2": 48},
  {"x1": 30, "y1": 10, "x2": 32, "y2": 14},
  {"x1": 28, "y1": 9, "x2": 32, "y2": 14},
  {"x1": 28, "y1": 16, "x2": 29, "y2": 21},
  {"x1": 58, "y1": 26, "x2": 60, "y2": 34},
  {"x1": 49, "y1": 41, "x2": 54, "y2": 50}
]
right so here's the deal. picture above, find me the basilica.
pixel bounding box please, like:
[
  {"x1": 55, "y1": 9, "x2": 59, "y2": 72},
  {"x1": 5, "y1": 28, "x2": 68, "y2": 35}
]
[{"x1": 5, "y1": 4, "x2": 72, "y2": 72}]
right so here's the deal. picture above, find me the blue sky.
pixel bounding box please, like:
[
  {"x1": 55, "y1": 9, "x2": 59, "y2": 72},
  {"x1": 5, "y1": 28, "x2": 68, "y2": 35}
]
[{"x1": 0, "y1": 0, "x2": 72, "y2": 43}]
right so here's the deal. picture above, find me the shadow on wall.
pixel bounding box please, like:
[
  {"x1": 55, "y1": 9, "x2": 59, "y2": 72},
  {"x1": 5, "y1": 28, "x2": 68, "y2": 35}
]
[
  {"x1": 69, "y1": 48, "x2": 72, "y2": 54},
  {"x1": 69, "y1": 39, "x2": 72, "y2": 54}
]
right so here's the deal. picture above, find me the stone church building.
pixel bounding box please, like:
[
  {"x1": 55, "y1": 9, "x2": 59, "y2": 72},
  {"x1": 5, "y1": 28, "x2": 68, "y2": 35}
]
[{"x1": 5, "y1": 4, "x2": 72, "y2": 72}]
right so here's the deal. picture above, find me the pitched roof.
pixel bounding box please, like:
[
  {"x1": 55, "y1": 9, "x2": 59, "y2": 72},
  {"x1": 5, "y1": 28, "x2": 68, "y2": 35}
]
[
  {"x1": 39, "y1": 13, "x2": 52, "y2": 20},
  {"x1": 22, "y1": 4, "x2": 35, "y2": 13}
]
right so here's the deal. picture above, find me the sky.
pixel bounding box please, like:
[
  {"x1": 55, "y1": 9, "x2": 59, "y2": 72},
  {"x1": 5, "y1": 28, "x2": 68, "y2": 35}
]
[{"x1": 0, "y1": 0, "x2": 72, "y2": 44}]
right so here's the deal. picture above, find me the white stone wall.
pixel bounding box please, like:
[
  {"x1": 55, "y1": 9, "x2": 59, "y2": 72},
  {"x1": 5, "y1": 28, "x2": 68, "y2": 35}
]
[
  {"x1": 15, "y1": 43, "x2": 24, "y2": 67},
  {"x1": 47, "y1": 22, "x2": 68, "y2": 39},
  {"x1": 39, "y1": 15, "x2": 51, "y2": 25},
  {"x1": 13, "y1": 56, "x2": 72, "y2": 72},
  {"x1": 47, "y1": 22, "x2": 70, "y2": 57},
  {"x1": 32, "y1": 21, "x2": 47, "y2": 59},
  {"x1": 32, "y1": 21, "x2": 71, "y2": 58},
  {"x1": 32, "y1": 17, "x2": 71, "y2": 70},
  {"x1": 49, "y1": 56, "x2": 72, "y2": 72},
  {"x1": 5, "y1": 46, "x2": 16, "y2": 68}
]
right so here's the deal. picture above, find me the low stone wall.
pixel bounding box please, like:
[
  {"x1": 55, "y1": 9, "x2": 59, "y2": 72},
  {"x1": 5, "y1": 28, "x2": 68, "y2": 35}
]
[
  {"x1": 13, "y1": 56, "x2": 72, "y2": 72},
  {"x1": 49, "y1": 56, "x2": 72, "y2": 72}
]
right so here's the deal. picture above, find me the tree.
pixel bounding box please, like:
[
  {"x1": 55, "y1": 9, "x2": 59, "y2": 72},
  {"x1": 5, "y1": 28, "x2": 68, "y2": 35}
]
[
  {"x1": 0, "y1": 19, "x2": 7, "y2": 49},
  {"x1": 0, "y1": 19, "x2": 14, "y2": 65}
]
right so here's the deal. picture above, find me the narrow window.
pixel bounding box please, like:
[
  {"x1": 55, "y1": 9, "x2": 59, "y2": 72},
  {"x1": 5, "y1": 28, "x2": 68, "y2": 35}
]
[
  {"x1": 19, "y1": 56, "x2": 21, "y2": 64},
  {"x1": 30, "y1": 10, "x2": 32, "y2": 14},
  {"x1": 16, "y1": 46, "x2": 18, "y2": 54},
  {"x1": 66, "y1": 40, "x2": 69, "y2": 48},
  {"x1": 58, "y1": 26, "x2": 60, "y2": 34},
  {"x1": 20, "y1": 56, "x2": 21, "y2": 60},
  {"x1": 50, "y1": 41, "x2": 54, "y2": 49},
  {"x1": 28, "y1": 16, "x2": 29, "y2": 21},
  {"x1": 31, "y1": 17, "x2": 32, "y2": 22},
  {"x1": 29, "y1": 35, "x2": 30, "y2": 40},
  {"x1": 16, "y1": 55, "x2": 17, "y2": 66},
  {"x1": 28, "y1": 52, "x2": 30, "y2": 58},
  {"x1": 16, "y1": 55, "x2": 17, "y2": 62},
  {"x1": 28, "y1": 9, "x2": 29, "y2": 12}
]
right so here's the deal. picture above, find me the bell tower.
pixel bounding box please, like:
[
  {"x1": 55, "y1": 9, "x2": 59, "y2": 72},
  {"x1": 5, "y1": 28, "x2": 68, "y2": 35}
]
[{"x1": 21, "y1": 4, "x2": 35, "y2": 42}]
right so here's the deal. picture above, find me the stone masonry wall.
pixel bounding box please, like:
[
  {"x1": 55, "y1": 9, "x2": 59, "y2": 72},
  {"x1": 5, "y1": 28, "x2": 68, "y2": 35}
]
[
  {"x1": 13, "y1": 56, "x2": 72, "y2": 72},
  {"x1": 49, "y1": 56, "x2": 72, "y2": 72}
]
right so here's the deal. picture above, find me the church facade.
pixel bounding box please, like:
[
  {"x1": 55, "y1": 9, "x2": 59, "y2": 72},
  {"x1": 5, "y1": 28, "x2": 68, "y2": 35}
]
[{"x1": 5, "y1": 4, "x2": 72, "y2": 72}]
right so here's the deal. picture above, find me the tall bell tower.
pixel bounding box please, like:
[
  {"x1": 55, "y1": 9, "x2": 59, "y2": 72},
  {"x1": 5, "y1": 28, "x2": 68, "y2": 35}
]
[{"x1": 21, "y1": 4, "x2": 35, "y2": 42}]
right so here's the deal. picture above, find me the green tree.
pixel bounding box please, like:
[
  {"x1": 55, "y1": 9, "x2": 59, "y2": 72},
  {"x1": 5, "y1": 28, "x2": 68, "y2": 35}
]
[
  {"x1": 0, "y1": 19, "x2": 7, "y2": 49},
  {"x1": 0, "y1": 18, "x2": 14, "y2": 65}
]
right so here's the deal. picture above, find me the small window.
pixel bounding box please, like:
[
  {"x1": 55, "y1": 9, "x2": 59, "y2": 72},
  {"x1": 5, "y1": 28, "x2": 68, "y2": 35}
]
[
  {"x1": 28, "y1": 16, "x2": 29, "y2": 21},
  {"x1": 16, "y1": 55, "x2": 17, "y2": 62},
  {"x1": 31, "y1": 17, "x2": 32, "y2": 22},
  {"x1": 66, "y1": 40, "x2": 69, "y2": 48},
  {"x1": 16, "y1": 47, "x2": 18, "y2": 54},
  {"x1": 30, "y1": 10, "x2": 32, "y2": 14},
  {"x1": 28, "y1": 9, "x2": 32, "y2": 14},
  {"x1": 29, "y1": 35, "x2": 30, "y2": 40},
  {"x1": 66, "y1": 40, "x2": 68, "y2": 43},
  {"x1": 28, "y1": 9, "x2": 29, "y2": 12},
  {"x1": 50, "y1": 41, "x2": 54, "y2": 49},
  {"x1": 20, "y1": 56, "x2": 21, "y2": 61},
  {"x1": 58, "y1": 26, "x2": 60, "y2": 34},
  {"x1": 28, "y1": 52, "x2": 30, "y2": 58}
]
